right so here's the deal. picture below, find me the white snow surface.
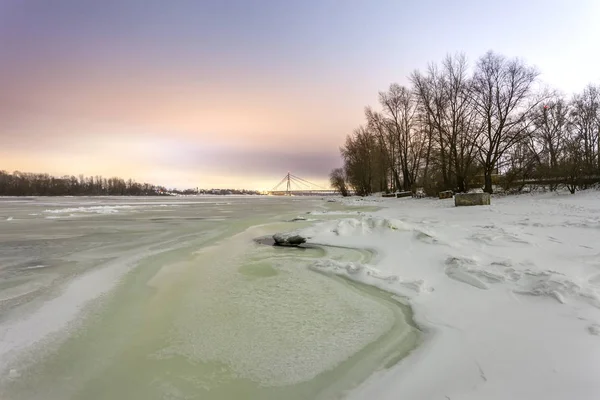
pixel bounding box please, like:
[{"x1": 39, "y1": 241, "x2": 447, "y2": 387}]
[{"x1": 300, "y1": 191, "x2": 600, "y2": 400}]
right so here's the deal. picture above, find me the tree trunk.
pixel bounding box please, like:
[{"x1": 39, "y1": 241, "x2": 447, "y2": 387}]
[
  {"x1": 483, "y1": 170, "x2": 493, "y2": 193},
  {"x1": 402, "y1": 167, "x2": 412, "y2": 191},
  {"x1": 439, "y1": 146, "x2": 449, "y2": 189},
  {"x1": 393, "y1": 169, "x2": 401, "y2": 192},
  {"x1": 456, "y1": 176, "x2": 466, "y2": 193}
]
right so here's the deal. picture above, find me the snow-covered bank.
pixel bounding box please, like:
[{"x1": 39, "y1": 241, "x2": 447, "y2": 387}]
[{"x1": 300, "y1": 191, "x2": 600, "y2": 400}]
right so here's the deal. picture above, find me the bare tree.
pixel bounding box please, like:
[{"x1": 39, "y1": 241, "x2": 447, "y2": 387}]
[
  {"x1": 411, "y1": 54, "x2": 481, "y2": 192},
  {"x1": 329, "y1": 168, "x2": 349, "y2": 196},
  {"x1": 502, "y1": 139, "x2": 539, "y2": 192},
  {"x1": 340, "y1": 126, "x2": 380, "y2": 196},
  {"x1": 413, "y1": 111, "x2": 436, "y2": 192},
  {"x1": 378, "y1": 83, "x2": 421, "y2": 190},
  {"x1": 365, "y1": 107, "x2": 399, "y2": 191},
  {"x1": 532, "y1": 97, "x2": 568, "y2": 168},
  {"x1": 561, "y1": 137, "x2": 586, "y2": 194},
  {"x1": 523, "y1": 95, "x2": 570, "y2": 189},
  {"x1": 570, "y1": 84, "x2": 600, "y2": 174},
  {"x1": 471, "y1": 51, "x2": 540, "y2": 193}
]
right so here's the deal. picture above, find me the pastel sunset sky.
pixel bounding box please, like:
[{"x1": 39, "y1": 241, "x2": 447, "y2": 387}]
[{"x1": 1, "y1": 0, "x2": 599, "y2": 189}]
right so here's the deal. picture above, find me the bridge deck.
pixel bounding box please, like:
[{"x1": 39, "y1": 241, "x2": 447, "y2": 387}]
[{"x1": 268, "y1": 190, "x2": 338, "y2": 196}]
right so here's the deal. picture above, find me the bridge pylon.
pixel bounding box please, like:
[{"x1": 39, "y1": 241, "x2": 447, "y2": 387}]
[{"x1": 268, "y1": 172, "x2": 336, "y2": 196}]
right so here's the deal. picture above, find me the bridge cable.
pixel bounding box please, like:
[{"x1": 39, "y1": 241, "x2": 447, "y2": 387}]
[{"x1": 289, "y1": 174, "x2": 328, "y2": 190}]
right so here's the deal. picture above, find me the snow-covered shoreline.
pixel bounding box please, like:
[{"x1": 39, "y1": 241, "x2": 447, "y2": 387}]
[{"x1": 300, "y1": 191, "x2": 600, "y2": 400}]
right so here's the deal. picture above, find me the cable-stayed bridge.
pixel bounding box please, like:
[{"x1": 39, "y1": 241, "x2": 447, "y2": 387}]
[{"x1": 268, "y1": 173, "x2": 337, "y2": 196}]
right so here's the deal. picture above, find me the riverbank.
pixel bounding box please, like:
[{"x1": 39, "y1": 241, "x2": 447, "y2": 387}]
[
  {"x1": 295, "y1": 190, "x2": 600, "y2": 400},
  {"x1": 3, "y1": 193, "x2": 599, "y2": 399}
]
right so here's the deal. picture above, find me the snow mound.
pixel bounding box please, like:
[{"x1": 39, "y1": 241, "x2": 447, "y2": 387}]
[
  {"x1": 413, "y1": 229, "x2": 444, "y2": 245},
  {"x1": 445, "y1": 257, "x2": 494, "y2": 290},
  {"x1": 300, "y1": 216, "x2": 411, "y2": 238},
  {"x1": 469, "y1": 229, "x2": 531, "y2": 246},
  {"x1": 308, "y1": 210, "x2": 365, "y2": 216},
  {"x1": 289, "y1": 216, "x2": 319, "y2": 222},
  {"x1": 311, "y1": 259, "x2": 430, "y2": 295},
  {"x1": 332, "y1": 217, "x2": 409, "y2": 236},
  {"x1": 514, "y1": 273, "x2": 600, "y2": 308},
  {"x1": 339, "y1": 197, "x2": 383, "y2": 206},
  {"x1": 444, "y1": 255, "x2": 600, "y2": 308},
  {"x1": 588, "y1": 324, "x2": 600, "y2": 336},
  {"x1": 8, "y1": 369, "x2": 20, "y2": 379}
]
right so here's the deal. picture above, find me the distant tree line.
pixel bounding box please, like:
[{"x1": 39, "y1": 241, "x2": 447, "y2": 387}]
[
  {"x1": 332, "y1": 51, "x2": 600, "y2": 196},
  {"x1": 0, "y1": 170, "x2": 168, "y2": 196},
  {"x1": 0, "y1": 170, "x2": 265, "y2": 196}
]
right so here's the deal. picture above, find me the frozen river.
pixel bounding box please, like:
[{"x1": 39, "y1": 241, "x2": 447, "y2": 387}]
[{"x1": 0, "y1": 196, "x2": 418, "y2": 399}]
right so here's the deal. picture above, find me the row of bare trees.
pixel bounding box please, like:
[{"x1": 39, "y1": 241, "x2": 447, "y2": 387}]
[
  {"x1": 0, "y1": 171, "x2": 167, "y2": 196},
  {"x1": 334, "y1": 51, "x2": 600, "y2": 196}
]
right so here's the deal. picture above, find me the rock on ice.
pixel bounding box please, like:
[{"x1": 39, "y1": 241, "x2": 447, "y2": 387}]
[{"x1": 273, "y1": 232, "x2": 307, "y2": 246}]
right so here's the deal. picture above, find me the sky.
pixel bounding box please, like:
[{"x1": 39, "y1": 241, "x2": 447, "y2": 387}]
[{"x1": 1, "y1": 0, "x2": 599, "y2": 190}]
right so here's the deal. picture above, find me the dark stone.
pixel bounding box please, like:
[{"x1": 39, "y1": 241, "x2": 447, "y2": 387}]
[{"x1": 273, "y1": 232, "x2": 307, "y2": 246}]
